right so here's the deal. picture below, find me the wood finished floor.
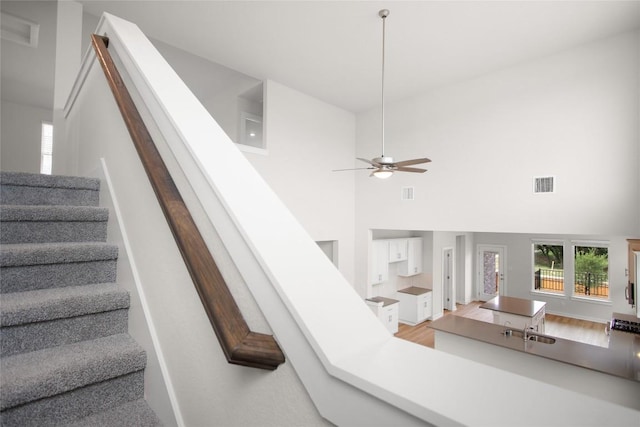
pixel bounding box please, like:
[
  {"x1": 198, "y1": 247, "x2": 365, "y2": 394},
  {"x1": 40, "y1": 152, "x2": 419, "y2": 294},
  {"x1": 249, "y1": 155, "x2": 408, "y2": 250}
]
[{"x1": 395, "y1": 301, "x2": 610, "y2": 348}]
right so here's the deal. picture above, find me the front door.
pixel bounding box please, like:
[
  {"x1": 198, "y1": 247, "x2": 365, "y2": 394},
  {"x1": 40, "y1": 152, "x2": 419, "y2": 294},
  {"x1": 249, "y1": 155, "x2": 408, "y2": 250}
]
[{"x1": 477, "y1": 245, "x2": 506, "y2": 301}]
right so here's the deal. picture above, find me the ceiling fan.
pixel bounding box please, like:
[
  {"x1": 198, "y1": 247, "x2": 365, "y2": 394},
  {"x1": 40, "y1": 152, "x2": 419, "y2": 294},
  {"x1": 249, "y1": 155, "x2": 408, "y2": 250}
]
[{"x1": 334, "y1": 9, "x2": 431, "y2": 179}]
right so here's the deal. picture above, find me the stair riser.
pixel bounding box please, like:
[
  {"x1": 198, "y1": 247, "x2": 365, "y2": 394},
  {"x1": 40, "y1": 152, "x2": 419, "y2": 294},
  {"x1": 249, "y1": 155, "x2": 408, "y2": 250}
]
[
  {"x1": 0, "y1": 370, "x2": 144, "y2": 426},
  {"x1": 0, "y1": 261, "x2": 117, "y2": 293},
  {"x1": 0, "y1": 222, "x2": 108, "y2": 244},
  {"x1": 1, "y1": 186, "x2": 99, "y2": 207},
  {"x1": 1, "y1": 309, "x2": 128, "y2": 357}
]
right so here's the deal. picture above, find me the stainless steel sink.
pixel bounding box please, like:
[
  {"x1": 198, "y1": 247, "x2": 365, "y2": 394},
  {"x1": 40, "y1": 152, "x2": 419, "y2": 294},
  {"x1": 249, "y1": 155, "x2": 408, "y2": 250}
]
[
  {"x1": 527, "y1": 334, "x2": 556, "y2": 344},
  {"x1": 503, "y1": 329, "x2": 556, "y2": 344}
]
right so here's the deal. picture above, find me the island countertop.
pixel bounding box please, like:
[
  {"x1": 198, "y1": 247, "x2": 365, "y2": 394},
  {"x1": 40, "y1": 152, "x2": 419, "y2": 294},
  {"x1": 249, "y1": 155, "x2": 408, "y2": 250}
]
[
  {"x1": 429, "y1": 315, "x2": 640, "y2": 382},
  {"x1": 366, "y1": 296, "x2": 399, "y2": 307},
  {"x1": 397, "y1": 286, "x2": 431, "y2": 296},
  {"x1": 480, "y1": 295, "x2": 545, "y2": 317}
]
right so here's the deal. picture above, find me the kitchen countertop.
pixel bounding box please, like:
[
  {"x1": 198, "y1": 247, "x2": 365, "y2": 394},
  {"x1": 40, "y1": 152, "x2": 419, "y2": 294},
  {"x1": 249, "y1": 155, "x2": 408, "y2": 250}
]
[
  {"x1": 366, "y1": 296, "x2": 399, "y2": 307},
  {"x1": 397, "y1": 286, "x2": 431, "y2": 296},
  {"x1": 480, "y1": 295, "x2": 545, "y2": 317},
  {"x1": 429, "y1": 314, "x2": 640, "y2": 382}
]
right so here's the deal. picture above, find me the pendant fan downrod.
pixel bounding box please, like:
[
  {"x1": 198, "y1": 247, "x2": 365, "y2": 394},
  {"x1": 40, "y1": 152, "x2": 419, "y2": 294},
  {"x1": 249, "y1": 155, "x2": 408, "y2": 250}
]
[{"x1": 332, "y1": 9, "x2": 431, "y2": 178}]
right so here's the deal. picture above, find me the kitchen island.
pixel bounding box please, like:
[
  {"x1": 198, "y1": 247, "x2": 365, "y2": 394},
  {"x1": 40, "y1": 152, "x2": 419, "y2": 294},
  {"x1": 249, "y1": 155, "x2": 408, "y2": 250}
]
[
  {"x1": 480, "y1": 295, "x2": 546, "y2": 333},
  {"x1": 429, "y1": 314, "x2": 640, "y2": 410}
]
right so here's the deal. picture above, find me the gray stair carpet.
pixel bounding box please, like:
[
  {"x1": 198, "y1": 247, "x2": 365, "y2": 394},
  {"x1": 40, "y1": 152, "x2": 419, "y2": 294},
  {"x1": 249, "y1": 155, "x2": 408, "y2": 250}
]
[{"x1": 0, "y1": 171, "x2": 162, "y2": 426}]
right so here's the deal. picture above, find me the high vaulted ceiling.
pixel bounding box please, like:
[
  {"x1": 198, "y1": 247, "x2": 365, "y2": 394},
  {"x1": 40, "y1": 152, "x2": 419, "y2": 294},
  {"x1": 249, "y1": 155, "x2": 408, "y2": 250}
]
[
  {"x1": 3, "y1": 1, "x2": 639, "y2": 113},
  {"x1": 78, "y1": 1, "x2": 640, "y2": 113}
]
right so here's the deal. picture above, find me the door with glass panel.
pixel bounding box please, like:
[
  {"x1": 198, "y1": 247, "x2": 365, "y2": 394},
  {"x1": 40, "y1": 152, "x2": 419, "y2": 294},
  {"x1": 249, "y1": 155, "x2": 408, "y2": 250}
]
[{"x1": 477, "y1": 245, "x2": 506, "y2": 301}]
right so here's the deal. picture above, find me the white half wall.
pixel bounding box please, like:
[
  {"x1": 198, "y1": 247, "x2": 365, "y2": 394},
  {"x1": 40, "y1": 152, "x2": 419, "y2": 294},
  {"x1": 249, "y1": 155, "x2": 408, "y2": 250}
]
[{"x1": 63, "y1": 44, "x2": 329, "y2": 426}]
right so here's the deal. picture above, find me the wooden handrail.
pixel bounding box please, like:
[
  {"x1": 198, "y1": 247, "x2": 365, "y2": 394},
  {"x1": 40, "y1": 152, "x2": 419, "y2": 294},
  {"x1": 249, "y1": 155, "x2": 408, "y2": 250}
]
[{"x1": 90, "y1": 34, "x2": 284, "y2": 370}]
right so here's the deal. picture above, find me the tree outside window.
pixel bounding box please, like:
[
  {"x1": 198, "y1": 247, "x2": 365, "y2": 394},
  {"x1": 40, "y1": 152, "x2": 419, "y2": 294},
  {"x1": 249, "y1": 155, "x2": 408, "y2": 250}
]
[
  {"x1": 574, "y1": 245, "x2": 609, "y2": 299},
  {"x1": 533, "y1": 243, "x2": 564, "y2": 294}
]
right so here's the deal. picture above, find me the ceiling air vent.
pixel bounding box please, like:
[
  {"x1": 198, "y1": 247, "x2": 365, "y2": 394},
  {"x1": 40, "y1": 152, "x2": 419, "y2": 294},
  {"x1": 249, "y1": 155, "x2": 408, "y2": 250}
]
[
  {"x1": 401, "y1": 186, "x2": 415, "y2": 201},
  {"x1": 534, "y1": 176, "x2": 555, "y2": 194}
]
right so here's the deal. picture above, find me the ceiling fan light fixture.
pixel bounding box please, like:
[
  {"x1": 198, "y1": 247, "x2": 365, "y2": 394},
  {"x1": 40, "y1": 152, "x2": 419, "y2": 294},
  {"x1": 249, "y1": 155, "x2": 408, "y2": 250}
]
[
  {"x1": 373, "y1": 169, "x2": 393, "y2": 179},
  {"x1": 332, "y1": 9, "x2": 431, "y2": 177}
]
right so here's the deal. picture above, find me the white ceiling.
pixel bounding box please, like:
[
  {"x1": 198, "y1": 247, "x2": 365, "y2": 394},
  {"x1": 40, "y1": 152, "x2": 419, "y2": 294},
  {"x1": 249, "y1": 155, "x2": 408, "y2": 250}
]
[
  {"x1": 3, "y1": 1, "x2": 639, "y2": 113},
  {"x1": 78, "y1": 1, "x2": 640, "y2": 113}
]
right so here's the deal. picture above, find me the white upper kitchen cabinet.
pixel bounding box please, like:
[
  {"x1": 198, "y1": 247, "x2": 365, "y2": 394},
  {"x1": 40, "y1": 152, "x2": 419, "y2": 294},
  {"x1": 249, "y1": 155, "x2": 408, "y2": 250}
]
[
  {"x1": 388, "y1": 239, "x2": 408, "y2": 263},
  {"x1": 398, "y1": 237, "x2": 423, "y2": 277}
]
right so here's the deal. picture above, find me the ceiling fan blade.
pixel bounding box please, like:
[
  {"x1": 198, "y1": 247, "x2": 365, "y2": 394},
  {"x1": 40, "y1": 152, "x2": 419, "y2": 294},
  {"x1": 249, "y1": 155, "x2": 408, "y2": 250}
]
[
  {"x1": 333, "y1": 167, "x2": 375, "y2": 172},
  {"x1": 396, "y1": 166, "x2": 427, "y2": 173},
  {"x1": 357, "y1": 157, "x2": 381, "y2": 167},
  {"x1": 393, "y1": 157, "x2": 432, "y2": 167}
]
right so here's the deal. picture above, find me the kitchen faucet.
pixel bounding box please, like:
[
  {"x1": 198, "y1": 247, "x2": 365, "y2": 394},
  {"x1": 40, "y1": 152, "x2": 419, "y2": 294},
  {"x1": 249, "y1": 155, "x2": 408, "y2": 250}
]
[{"x1": 503, "y1": 321, "x2": 512, "y2": 336}]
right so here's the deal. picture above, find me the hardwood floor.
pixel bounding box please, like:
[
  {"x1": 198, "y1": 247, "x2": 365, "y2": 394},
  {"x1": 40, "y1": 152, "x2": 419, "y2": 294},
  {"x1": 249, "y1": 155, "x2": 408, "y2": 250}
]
[{"x1": 395, "y1": 301, "x2": 610, "y2": 348}]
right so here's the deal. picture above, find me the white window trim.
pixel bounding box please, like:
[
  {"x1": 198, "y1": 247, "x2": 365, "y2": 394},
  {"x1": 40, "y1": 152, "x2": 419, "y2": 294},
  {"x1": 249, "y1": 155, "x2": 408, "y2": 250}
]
[
  {"x1": 531, "y1": 239, "x2": 565, "y2": 295},
  {"x1": 570, "y1": 240, "x2": 610, "y2": 302}
]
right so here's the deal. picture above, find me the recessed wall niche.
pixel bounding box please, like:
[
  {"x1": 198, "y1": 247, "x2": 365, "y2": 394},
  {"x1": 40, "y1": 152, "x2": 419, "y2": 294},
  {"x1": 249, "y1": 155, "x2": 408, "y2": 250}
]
[{"x1": 237, "y1": 82, "x2": 264, "y2": 150}]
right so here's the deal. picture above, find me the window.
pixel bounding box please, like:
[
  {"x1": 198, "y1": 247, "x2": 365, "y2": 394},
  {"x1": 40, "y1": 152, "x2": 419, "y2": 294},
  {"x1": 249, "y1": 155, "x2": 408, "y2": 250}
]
[
  {"x1": 533, "y1": 242, "x2": 564, "y2": 294},
  {"x1": 40, "y1": 122, "x2": 53, "y2": 174},
  {"x1": 573, "y1": 244, "x2": 609, "y2": 300}
]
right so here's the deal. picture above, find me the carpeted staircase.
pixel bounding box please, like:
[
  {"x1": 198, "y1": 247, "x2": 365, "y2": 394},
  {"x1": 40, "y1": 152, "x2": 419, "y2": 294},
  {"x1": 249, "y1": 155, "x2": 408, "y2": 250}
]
[{"x1": 0, "y1": 171, "x2": 162, "y2": 426}]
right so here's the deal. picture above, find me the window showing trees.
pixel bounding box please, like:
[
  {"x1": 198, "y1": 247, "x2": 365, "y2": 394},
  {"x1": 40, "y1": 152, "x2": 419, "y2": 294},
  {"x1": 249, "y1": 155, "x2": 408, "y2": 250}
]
[
  {"x1": 533, "y1": 243, "x2": 564, "y2": 294},
  {"x1": 574, "y1": 245, "x2": 609, "y2": 299}
]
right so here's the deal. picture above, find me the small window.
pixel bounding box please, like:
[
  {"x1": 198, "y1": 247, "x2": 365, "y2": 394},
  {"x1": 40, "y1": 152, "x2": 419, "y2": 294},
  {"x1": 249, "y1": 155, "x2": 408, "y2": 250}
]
[
  {"x1": 533, "y1": 242, "x2": 564, "y2": 294},
  {"x1": 40, "y1": 122, "x2": 53, "y2": 174},
  {"x1": 573, "y1": 244, "x2": 609, "y2": 300}
]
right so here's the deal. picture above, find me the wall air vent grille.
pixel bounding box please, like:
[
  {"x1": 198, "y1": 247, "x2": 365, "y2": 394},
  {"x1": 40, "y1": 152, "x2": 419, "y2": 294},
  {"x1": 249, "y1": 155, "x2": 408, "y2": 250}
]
[
  {"x1": 534, "y1": 176, "x2": 555, "y2": 194},
  {"x1": 401, "y1": 187, "x2": 415, "y2": 201}
]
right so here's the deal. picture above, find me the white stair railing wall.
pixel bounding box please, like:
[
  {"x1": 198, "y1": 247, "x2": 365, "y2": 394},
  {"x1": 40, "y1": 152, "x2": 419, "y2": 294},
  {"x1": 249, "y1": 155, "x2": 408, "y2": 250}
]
[{"x1": 61, "y1": 12, "x2": 640, "y2": 427}]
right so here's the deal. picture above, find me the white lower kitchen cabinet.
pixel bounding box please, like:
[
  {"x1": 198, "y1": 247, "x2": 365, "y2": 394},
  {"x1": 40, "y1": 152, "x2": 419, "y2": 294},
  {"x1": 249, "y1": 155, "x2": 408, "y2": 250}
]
[
  {"x1": 397, "y1": 287, "x2": 432, "y2": 326},
  {"x1": 365, "y1": 297, "x2": 399, "y2": 334}
]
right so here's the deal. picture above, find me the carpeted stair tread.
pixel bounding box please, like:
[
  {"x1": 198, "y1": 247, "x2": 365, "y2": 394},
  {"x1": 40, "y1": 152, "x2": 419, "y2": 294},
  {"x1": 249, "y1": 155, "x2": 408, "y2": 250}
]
[
  {"x1": 0, "y1": 242, "x2": 118, "y2": 267},
  {"x1": 1, "y1": 283, "x2": 129, "y2": 327},
  {"x1": 1, "y1": 308, "x2": 129, "y2": 357},
  {"x1": 0, "y1": 171, "x2": 100, "y2": 191},
  {"x1": 0, "y1": 171, "x2": 161, "y2": 424},
  {"x1": 0, "y1": 205, "x2": 109, "y2": 222},
  {"x1": 0, "y1": 371, "x2": 145, "y2": 426},
  {"x1": 66, "y1": 398, "x2": 163, "y2": 427},
  {"x1": 0, "y1": 172, "x2": 100, "y2": 207},
  {"x1": 0, "y1": 333, "x2": 146, "y2": 411}
]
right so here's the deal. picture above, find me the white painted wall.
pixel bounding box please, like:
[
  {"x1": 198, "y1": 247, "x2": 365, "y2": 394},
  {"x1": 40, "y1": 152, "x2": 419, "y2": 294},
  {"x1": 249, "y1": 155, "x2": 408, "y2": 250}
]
[
  {"x1": 244, "y1": 80, "x2": 357, "y2": 285},
  {"x1": 355, "y1": 29, "x2": 640, "y2": 300},
  {"x1": 0, "y1": 100, "x2": 51, "y2": 173},
  {"x1": 0, "y1": 1, "x2": 56, "y2": 173},
  {"x1": 52, "y1": 0, "x2": 83, "y2": 176},
  {"x1": 456, "y1": 233, "x2": 474, "y2": 304},
  {"x1": 355, "y1": 30, "x2": 639, "y2": 235}
]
